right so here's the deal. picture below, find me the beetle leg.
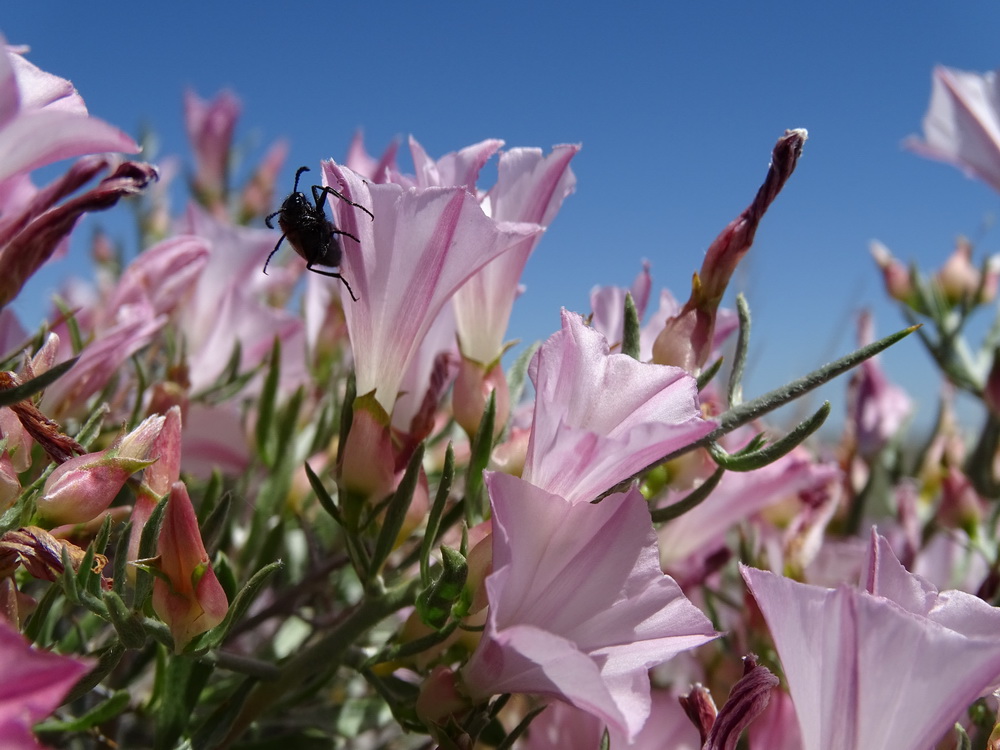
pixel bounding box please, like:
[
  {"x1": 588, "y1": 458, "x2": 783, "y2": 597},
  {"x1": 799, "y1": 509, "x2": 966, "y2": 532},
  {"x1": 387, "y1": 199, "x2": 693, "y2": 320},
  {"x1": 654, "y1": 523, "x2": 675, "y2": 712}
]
[
  {"x1": 312, "y1": 184, "x2": 375, "y2": 221},
  {"x1": 263, "y1": 235, "x2": 286, "y2": 275},
  {"x1": 329, "y1": 226, "x2": 362, "y2": 244},
  {"x1": 305, "y1": 262, "x2": 359, "y2": 301}
]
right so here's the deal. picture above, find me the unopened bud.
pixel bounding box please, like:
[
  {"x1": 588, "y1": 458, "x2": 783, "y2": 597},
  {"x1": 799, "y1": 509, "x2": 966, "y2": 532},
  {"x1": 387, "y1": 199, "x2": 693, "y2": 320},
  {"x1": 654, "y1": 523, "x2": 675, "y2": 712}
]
[
  {"x1": 452, "y1": 355, "x2": 509, "y2": 440},
  {"x1": 151, "y1": 482, "x2": 228, "y2": 652},
  {"x1": 37, "y1": 415, "x2": 164, "y2": 525},
  {"x1": 870, "y1": 241, "x2": 915, "y2": 303}
]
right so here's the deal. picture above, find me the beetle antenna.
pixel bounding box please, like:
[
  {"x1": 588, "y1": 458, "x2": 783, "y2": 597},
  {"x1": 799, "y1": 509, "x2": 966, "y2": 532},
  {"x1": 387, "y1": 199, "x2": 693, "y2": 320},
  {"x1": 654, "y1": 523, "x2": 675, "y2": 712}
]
[{"x1": 293, "y1": 166, "x2": 310, "y2": 193}]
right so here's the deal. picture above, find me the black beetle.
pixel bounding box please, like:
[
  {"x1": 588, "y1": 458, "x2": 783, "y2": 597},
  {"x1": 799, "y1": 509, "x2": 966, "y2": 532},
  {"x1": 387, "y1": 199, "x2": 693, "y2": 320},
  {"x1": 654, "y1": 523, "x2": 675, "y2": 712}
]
[{"x1": 264, "y1": 165, "x2": 374, "y2": 301}]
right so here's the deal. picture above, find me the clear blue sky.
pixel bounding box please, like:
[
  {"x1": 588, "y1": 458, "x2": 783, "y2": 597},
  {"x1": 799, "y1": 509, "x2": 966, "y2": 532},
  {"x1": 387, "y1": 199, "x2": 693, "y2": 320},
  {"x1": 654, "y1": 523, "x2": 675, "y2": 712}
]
[{"x1": 6, "y1": 3, "x2": 1000, "y2": 432}]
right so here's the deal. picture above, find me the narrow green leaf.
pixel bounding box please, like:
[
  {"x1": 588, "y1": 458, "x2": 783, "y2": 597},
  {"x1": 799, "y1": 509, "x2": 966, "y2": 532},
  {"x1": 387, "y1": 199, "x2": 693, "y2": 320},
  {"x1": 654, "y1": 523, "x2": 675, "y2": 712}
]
[
  {"x1": 370, "y1": 445, "x2": 424, "y2": 580},
  {"x1": 190, "y1": 677, "x2": 258, "y2": 750},
  {"x1": 421, "y1": 442, "x2": 454, "y2": 584},
  {"x1": 112, "y1": 520, "x2": 132, "y2": 597},
  {"x1": 73, "y1": 403, "x2": 109, "y2": 451},
  {"x1": 274, "y1": 385, "x2": 306, "y2": 467},
  {"x1": 651, "y1": 465, "x2": 725, "y2": 523},
  {"x1": 199, "y1": 561, "x2": 283, "y2": 651},
  {"x1": 62, "y1": 642, "x2": 126, "y2": 705},
  {"x1": 953, "y1": 724, "x2": 972, "y2": 750},
  {"x1": 305, "y1": 461, "x2": 342, "y2": 525},
  {"x1": 155, "y1": 656, "x2": 212, "y2": 750},
  {"x1": 52, "y1": 297, "x2": 84, "y2": 354},
  {"x1": 649, "y1": 325, "x2": 919, "y2": 475},
  {"x1": 132, "y1": 498, "x2": 167, "y2": 608},
  {"x1": 200, "y1": 493, "x2": 233, "y2": 555},
  {"x1": 708, "y1": 402, "x2": 830, "y2": 472},
  {"x1": 495, "y1": 705, "x2": 547, "y2": 750},
  {"x1": 23, "y1": 583, "x2": 62, "y2": 644},
  {"x1": 76, "y1": 514, "x2": 113, "y2": 595},
  {"x1": 506, "y1": 342, "x2": 540, "y2": 414},
  {"x1": 465, "y1": 390, "x2": 496, "y2": 525},
  {"x1": 697, "y1": 356, "x2": 723, "y2": 391},
  {"x1": 622, "y1": 292, "x2": 641, "y2": 360},
  {"x1": 255, "y1": 337, "x2": 282, "y2": 463},
  {"x1": 60, "y1": 546, "x2": 80, "y2": 605},
  {"x1": 728, "y1": 293, "x2": 751, "y2": 407},
  {"x1": 338, "y1": 372, "x2": 357, "y2": 460},
  {"x1": 36, "y1": 690, "x2": 130, "y2": 733},
  {"x1": 0, "y1": 357, "x2": 79, "y2": 407}
]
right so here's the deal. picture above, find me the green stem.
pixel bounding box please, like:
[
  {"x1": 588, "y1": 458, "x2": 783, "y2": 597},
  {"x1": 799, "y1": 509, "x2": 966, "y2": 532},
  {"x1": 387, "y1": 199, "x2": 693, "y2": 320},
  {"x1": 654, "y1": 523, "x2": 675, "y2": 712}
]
[{"x1": 219, "y1": 577, "x2": 421, "y2": 747}]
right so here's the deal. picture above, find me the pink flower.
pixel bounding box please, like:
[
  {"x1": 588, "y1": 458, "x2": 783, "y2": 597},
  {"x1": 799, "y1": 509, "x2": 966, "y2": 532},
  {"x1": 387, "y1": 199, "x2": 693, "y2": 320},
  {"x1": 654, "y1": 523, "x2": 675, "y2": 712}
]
[
  {"x1": 869, "y1": 241, "x2": 915, "y2": 304},
  {"x1": 178, "y1": 207, "x2": 307, "y2": 395},
  {"x1": 589, "y1": 261, "x2": 653, "y2": 352},
  {"x1": 653, "y1": 130, "x2": 806, "y2": 372},
  {"x1": 846, "y1": 312, "x2": 911, "y2": 458},
  {"x1": 127, "y1": 406, "x2": 183, "y2": 572},
  {"x1": 42, "y1": 300, "x2": 165, "y2": 418},
  {"x1": 37, "y1": 414, "x2": 164, "y2": 525},
  {"x1": 407, "y1": 136, "x2": 504, "y2": 191},
  {"x1": 461, "y1": 472, "x2": 718, "y2": 741},
  {"x1": 452, "y1": 144, "x2": 580, "y2": 366},
  {"x1": 344, "y1": 130, "x2": 399, "y2": 182},
  {"x1": 0, "y1": 159, "x2": 158, "y2": 309},
  {"x1": 317, "y1": 160, "x2": 541, "y2": 414},
  {"x1": 0, "y1": 39, "x2": 137, "y2": 185},
  {"x1": 905, "y1": 65, "x2": 1000, "y2": 194},
  {"x1": 151, "y1": 482, "x2": 228, "y2": 652},
  {"x1": 0, "y1": 619, "x2": 92, "y2": 750},
  {"x1": 741, "y1": 529, "x2": 1000, "y2": 750},
  {"x1": 103, "y1": 235, "x2": 210, "y2": 321},
  {"x1": 659, "y1": 444, "x2": 841, "y2": 572},
  {"x1": 523, "y1": 310, "x2": 714, "y2": 505},
  {"x1": 184, "y1": 89, "x2": 240, "y2": 211}
]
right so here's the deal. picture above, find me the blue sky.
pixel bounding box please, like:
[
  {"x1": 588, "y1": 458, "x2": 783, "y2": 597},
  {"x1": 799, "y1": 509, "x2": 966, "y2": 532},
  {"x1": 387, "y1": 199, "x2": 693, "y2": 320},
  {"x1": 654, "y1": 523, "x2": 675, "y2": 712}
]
[{"x1": 6, "y1": 3, "x2": 1000, "y2": 433}]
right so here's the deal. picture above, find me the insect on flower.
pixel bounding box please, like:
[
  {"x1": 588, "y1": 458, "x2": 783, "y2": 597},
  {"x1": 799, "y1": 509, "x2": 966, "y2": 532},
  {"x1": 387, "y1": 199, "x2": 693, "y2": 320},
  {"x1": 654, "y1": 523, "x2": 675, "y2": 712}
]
[{"x1": 264, "y1": 165, "x2": 374, "y2": 301}]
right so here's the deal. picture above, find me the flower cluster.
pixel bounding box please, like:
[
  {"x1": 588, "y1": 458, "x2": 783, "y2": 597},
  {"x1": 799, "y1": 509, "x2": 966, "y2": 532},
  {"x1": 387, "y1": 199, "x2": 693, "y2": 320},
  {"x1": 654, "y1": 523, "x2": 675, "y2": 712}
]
[{"x1": 5, "y1": 32, "x2": 1000, "y2": 750}]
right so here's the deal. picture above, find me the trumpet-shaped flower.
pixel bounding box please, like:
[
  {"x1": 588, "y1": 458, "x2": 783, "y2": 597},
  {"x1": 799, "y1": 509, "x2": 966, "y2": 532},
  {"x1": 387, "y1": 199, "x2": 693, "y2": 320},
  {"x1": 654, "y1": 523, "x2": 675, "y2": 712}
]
[
  {"x1": 407, "y1": 136, "x2": 504, "y2": 191},
  {"x1": 741, "y1": 529, "x2": 1000, "y2": 750},
  {"x1": 523, "y1": 310, "x2": 714, "y2": 505},
  {"x1": 0, "y1": 619, "x2": 92, "y2": 750},
  {"x1": 0, "y1": 37, "x2": 138, "y2": 185},
  {"x1": 905, "y1": 65, "x2": 1000, "y2": 194},
  {"x1": 318, "y1": 160, "x2": 541, "y2": 414},
  {"x1": 452, "y1": 144, "x2": 579, "y2": 366},
  {"x1": 461, "y1": 472, "x2": 718, "y2": 740}
]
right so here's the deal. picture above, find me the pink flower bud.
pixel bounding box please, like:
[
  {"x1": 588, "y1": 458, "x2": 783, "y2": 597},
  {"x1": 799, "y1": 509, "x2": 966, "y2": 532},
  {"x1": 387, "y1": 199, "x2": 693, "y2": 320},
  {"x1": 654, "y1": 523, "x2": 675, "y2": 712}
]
[
  {"x1": 142, "y1": 406, "x2": 182, "y2": 498},
  {"x1": 36, "y1": 415, "x2": 164, "y2": 525},
  {"x1": 870, "y1": 241, "x2": 915, "y2": 303},
  {"x1": 936, "y1": 237, "x2": 982, "y2": 304},
  {"x1": 488, "y1": 427, "x2": 529, "y2": 477},
  {"x1": 338, "y1": 393, "x2": 395, "y2": 502},
  {"x1": 452, "y1": 355, "x2": 509, "y2": 439},
  {"x1": 184, "y1": 89, "x2": 240, "y2": 214},
  {"x1": 415, "y1": 666, "x2": 470, "y2": 728},
  {"x1": 0, "y1": 452, "x2": 19, "y2": 513},
  {"x1": 151, "y1": 481, "x2": 228, "y2": 652}
]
